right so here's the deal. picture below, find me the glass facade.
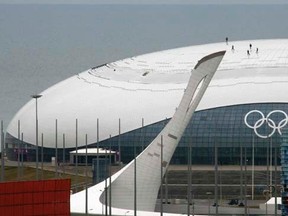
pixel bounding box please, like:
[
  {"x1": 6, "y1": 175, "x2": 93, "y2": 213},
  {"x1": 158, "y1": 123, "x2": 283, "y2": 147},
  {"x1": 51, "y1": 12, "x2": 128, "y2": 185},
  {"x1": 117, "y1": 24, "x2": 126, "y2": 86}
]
[
  {"x1": 95, "y1": 103, "x2": 284, "y2": 165},
  {"x1": 5, "y1": 103, "x2": 287, "y2": 165},
  {"x1": 281, "y1": 129, "x2": 288, "y2": 215}
]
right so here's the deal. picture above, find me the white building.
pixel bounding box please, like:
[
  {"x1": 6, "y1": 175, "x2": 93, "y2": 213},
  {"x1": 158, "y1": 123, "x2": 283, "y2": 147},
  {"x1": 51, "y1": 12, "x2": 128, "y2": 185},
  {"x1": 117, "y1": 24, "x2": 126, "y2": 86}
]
[{"x1": 5, "y1": 39, "x2": 288, "y2": 165}]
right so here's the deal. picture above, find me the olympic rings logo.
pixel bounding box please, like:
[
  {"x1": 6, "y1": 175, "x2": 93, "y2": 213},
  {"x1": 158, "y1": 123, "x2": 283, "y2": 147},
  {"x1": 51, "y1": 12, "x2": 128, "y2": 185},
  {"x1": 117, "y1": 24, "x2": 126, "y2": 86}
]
[{"x1": 244, "y1": 110, "x2": 288, "y2": 139}]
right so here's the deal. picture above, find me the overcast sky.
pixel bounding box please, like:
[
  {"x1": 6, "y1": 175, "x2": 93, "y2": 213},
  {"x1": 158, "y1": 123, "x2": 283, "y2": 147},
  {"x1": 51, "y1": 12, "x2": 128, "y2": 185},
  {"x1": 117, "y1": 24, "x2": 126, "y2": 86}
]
[
  {"x1": 1, "y1": 0, "x2": 288, "y2": 5},
  {"x1": 0, "y1": 0, "x2": 288, "y2": 142}
]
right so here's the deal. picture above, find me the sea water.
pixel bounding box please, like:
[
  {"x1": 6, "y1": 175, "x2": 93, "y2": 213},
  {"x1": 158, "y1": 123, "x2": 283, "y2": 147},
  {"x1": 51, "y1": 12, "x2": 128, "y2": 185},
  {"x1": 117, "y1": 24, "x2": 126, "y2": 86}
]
[{"x1": 0, "y1": 3, "x2": 288, "y2": 132}]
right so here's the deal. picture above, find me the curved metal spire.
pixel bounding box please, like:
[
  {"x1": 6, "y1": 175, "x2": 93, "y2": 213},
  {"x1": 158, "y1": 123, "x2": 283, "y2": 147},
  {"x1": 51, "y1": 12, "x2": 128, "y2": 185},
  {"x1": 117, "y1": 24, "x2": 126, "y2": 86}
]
[
  {"x1": 71, "y1": 50, "x2": 226, "y2": 215},
  {"x1": 104, "y1": 51, "x2": 226, "y2": 211}
]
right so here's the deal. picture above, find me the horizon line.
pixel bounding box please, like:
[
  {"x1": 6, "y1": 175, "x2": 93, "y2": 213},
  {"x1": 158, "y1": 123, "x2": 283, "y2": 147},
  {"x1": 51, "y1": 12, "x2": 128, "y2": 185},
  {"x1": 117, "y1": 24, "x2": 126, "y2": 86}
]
[{"x1": 1, "y1": 0, "x2": 288, "y2": 5}]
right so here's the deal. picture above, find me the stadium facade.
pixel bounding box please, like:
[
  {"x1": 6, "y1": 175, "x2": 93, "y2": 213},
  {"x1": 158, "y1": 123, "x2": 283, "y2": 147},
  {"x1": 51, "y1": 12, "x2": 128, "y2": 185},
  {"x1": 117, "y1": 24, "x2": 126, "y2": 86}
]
[{"x1": 5, "y1": 39, "x2": 288, "y2": 165}]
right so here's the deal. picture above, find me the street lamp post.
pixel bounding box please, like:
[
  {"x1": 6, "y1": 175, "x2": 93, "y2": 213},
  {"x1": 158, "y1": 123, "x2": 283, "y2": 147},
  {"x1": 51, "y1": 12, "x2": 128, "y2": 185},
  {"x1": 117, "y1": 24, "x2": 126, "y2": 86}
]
[
  {"x1": 31, "y1": 94, "x2": 42, "y2": 180},
  {"x1": 1, "y1": 120, "x2": 4, "y2": 182}
]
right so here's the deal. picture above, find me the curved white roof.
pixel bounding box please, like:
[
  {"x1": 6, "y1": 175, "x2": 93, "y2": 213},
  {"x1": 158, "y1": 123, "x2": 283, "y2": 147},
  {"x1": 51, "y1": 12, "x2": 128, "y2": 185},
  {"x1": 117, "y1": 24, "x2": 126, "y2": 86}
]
[{"x1": 7, "y1": 39, "x2": 288, "y2": 148}]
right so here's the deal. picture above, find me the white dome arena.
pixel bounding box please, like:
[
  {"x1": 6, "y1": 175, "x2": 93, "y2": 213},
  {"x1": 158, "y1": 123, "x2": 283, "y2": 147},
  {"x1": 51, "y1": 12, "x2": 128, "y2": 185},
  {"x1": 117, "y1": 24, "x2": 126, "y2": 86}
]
[{"x1": 6, "y1": 39, "x2": 288, "y2": 149}]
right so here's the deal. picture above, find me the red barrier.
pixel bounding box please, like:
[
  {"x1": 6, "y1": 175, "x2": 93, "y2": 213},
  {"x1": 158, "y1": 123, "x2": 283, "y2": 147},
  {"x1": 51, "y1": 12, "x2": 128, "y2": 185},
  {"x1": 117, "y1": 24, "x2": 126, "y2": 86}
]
[{"x1": 0, "y1": 179, "x2": 70, "y2": 216}]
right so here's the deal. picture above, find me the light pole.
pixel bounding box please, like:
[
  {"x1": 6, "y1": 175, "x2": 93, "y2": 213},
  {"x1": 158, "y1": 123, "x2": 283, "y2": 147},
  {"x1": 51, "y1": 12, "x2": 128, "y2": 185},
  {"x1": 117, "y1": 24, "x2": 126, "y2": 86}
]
[
  {"x1": 252, "y1": 135, "x2": 255, "y2": 200},
  {"x1": 1, "y1": 120, "x2": 4, "y2": 182},
  {"x1": 187, "y1": 137, "x2": 192, "y2": 216},
  {"x1": 31, "y1": 94, "x2": 42, "y2": 180}
]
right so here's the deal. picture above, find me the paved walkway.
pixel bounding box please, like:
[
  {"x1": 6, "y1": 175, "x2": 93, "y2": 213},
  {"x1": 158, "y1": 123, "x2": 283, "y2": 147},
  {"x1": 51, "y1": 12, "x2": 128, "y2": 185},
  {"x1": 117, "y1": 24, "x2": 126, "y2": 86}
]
[
  {"x1": 168, "y1": 164, "x2": 281, "y2": 171},
  {"x1": 155, "y1": 199, "x2": 281, "y2": 215}
]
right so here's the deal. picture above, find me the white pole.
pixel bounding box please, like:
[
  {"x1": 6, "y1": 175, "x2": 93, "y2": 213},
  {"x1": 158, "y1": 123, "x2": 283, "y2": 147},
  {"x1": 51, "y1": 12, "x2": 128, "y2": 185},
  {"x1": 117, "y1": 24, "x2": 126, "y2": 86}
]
[
  {"x1": 134, "y1": 135, "x2": 137, "y2": 216},
  {"x1": 219, "y1": 162, "x2": 222, "y2": 205},
  {"x1": 85, "y1": 134, "x2": 88, "y2": 216},
  {"x1": 17, "y1": 120, "x2": 20, "y2": 180},
  {"x1": 31, "y1": 94, "x2": 42, "y2": 180},
  {"x1": 0, "y1": 120, "x2": 4, "y2": 182},
  {"x1": 108, "y1": 135, "x2": 112, "y2": 216},
  {"x1": 187, "y1": 136, "x2": 192, "y2": 216},
  {"x1": 55, "y1": 119, "x2": 58, "y2": 178},
  {"x1": 21, "y1": 133, "x2": 24, "y2": 179},
  {"x1": 97, "y1": 118, "x2": 99, "y2": 183},
  {"x1": 105, "y1": 147, "x2": 108, "y2": 216},
  {"x1": 36, "y1": 100, "x2": 39, "y2": 180},
  {"x1": 160, "y1": 135, "x2": 163, "y2": 216},
  {"x1": 270, "y1": 138, "x2": 272, "y2": 188},
  {"x1": 252, "y1": 135, "x2": 255, "y2": 200},
  {"x1": 240, "y1": 145, "x2": 244, "y2": 206},
  {"x1": 75, "y1": 119, "x2": 78, "y2": 191},
  {"x1": 214, "y1": 143, "x2": 218, "y2": 215},
  {"x1": 141, "y1": 118, "x2": 144, "y2": 151},
  {"x1": 118, "y1": 118, "x2": 121, "y2": 163},
  {"x1": 63, "y1": 133, "x2": 65, "y2": 175},
  {"x1": 274, "y1": 147, "x2": 277, "y2": 216},
  {"x1": 109, "y1": 136, "x2": 112, "y2": 216},
  {"x1": 244, "y1": 147, "x2": 247, "y2": 216},
  {"x1": 41, "y1": 133, "x2": 43, "y2": 179}
]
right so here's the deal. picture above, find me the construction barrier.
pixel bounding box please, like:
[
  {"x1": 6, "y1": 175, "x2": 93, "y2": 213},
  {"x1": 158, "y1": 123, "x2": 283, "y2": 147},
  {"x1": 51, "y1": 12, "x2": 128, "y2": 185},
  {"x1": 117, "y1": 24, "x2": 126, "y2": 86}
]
[{"x1": 0, "y1": 179, "x2": 70, "y2": 216}]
